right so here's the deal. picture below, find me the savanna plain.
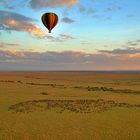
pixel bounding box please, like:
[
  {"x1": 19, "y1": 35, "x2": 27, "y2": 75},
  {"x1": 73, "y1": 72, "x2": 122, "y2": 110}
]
[{"x1": 0, "y1": 71, "x2": 140, "y2": 140}]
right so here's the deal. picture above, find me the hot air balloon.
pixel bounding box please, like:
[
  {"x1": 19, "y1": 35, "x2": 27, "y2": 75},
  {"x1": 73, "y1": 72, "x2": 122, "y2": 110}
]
[{"x1": 41, "y1": 12, "x2": 58, "y2": 33}]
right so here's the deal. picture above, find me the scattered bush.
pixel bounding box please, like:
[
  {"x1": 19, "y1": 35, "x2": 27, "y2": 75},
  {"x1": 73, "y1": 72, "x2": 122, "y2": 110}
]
[
  {"x1": 41, "y1": 92, "x2": 48, "y2": 95},
  {"x1": 17, "y1": 80, "x2": 22, "y2": 83}
]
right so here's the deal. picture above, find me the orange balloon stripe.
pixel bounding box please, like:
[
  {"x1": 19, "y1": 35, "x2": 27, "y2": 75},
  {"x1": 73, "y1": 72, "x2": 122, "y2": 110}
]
[
  {"x1": 49, "y1": 14, "x2": 55, "y2": 30},
  {"x1": 49, "y1": 13, "x2": 58, "y2": 31}
]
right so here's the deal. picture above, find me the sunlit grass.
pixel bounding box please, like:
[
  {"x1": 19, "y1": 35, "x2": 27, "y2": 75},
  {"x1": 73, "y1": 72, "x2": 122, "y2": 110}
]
[{"x1": 0, "y1": 72, "x2": 140, "y2": 140}]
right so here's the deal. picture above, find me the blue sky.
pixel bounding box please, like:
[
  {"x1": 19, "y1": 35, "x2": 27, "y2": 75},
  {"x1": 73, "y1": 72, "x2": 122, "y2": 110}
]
[{"x1": 0, "y1": 0, "x2": 140, "y2": 70}]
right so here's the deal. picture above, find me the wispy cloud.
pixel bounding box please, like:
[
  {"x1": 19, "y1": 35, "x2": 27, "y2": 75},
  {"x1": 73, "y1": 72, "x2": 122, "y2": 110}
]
[
  {"x1": 106, "y1": 5, "x2": 122, "y2": 12},
  {"x1": 127, "y1": 39, "x2": 140, "y2": 47},
  {"x1": 127, "y1": 14, "x2": 135, "y2": 18},
  {"x1": 59, "y1": 34, "x2": 75, "y2": 39},
  {"x1": 78, "y1": 4, "x2": 96, "y2": 16},
  {"x1": 0, "y1": 42, "x2": 20, "y2": 49},
  {"x1": 0, "y1": 42, "x2": 19, "y2": 46},
  {"x1": 47, "y1": 34, "x2": 75, "y2": 42},
  {"x1": 99, "y1": 47, "x2": 140, "y2": 55},
  {"x1": 30, "y1": 0, "x2": 78, "y2": 10},
  {"x1": 61, "y1": 17, "x2": 75, "y2": 24},
  {"x1": 0, "y1": 10, "x2": 47, "y2": 38},
  {"x1": 0, "y1": 44, "x2": 5, "y2": 48},
  {"x1": 0, "y1": 0, "x2": 15, "y2": 9},
  {"x1": 0, "y1": 0, "x2": 29, "y2": 10}
]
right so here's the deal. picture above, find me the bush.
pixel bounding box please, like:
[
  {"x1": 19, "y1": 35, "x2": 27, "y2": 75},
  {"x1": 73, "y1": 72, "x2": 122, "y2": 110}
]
[{"x1": 41, "y1": 92, "x2": 48, "y2": 95}]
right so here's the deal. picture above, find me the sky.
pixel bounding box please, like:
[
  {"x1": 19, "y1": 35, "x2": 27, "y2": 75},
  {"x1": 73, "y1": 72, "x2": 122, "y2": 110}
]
[{"x1": 0, "y1": 0, "x2": 140, "y2": 70}]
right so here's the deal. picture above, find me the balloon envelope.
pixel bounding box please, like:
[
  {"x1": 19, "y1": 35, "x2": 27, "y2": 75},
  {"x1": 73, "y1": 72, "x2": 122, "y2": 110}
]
[{"x1": 41, "y1": 13, "x2": 58, "y2": 33}]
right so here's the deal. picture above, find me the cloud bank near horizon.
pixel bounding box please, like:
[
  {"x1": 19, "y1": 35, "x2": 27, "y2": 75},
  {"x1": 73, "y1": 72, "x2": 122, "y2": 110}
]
[{"x1": 0, "y1": 48, "x2": 140, "y2": 70}]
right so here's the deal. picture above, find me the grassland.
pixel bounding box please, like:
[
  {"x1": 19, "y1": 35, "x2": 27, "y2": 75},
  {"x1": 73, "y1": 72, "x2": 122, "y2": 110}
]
[{"x1": 0, "y1": 71, "x2": 140, "y2": 140}]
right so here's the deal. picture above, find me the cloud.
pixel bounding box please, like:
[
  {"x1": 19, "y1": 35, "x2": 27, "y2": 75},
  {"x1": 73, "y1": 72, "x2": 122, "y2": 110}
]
[
  {"x1": 0, "y1": 44, "x2": 5, "y2": 48},
  {"x1": 99, "y1": 47, "x2": 140, "y2": 55},
  {"x1": 0, "y1": 10, "x2": 47, "y2": 38},
  {"x1": 81, "y1": 41, "x2": 91, "y2": 45},
  {"x1": 0, "y1": 10, "x2": 33, "y2": 22},
  {"x1": 61, "y1": 17, "x2": 75, "y2": 24},
  {"x1": 59, "y1": 34, "x2": 75, "y2": 39},
  {"x1": 127, "y1": 14, "x2": 135, "y2": 18},
  {"x1": 127, "y1": 39, "x2": 140, "y2": 47},
  {"x1": 78, "y1": 4, "x2": 96, "y2": 15},
  {"x1": 0, "y1": 49, "x2": 140, "y2": 70},
  {"x1": 0, "y1": 42, "x2": 19, "y2": 47},
  {"x1": 4, "y1": 43, "x2": 19, "y2": 46},
  {"x1": 0, "y1": 49, "x2": 87, "y2": 63},
  {"x1": 30, "y1": 0, "x2": 78, "y2": 10},
  {"x1": 78, "y1": 4, "x2": 86, "y2": 13},
  {"x1": 90, "y1": 3, "x2": 121, "y2": 20},
  {"x1": 47, "y1": 34, "x2": 75, "y2": 42},
  {"x1": 0, "y1": 0, "x2": 27, "y2": 10},
  {"x1": 0, "y1": 42, "x2": 20, "y2": 49},
  {"x1": 106, "y1": 5, "x2": 121, "y2": 12},
  {"x1": 0, "y1": 0, "x2": 14, "y2": 9},
  {"x1": 92, "y1": 15, "x2": 108, "y2": 20}
]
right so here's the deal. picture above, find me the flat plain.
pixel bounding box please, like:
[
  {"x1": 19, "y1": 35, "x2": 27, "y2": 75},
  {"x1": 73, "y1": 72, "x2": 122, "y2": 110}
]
[{"x1": 0, "y1": 71, "x2": 140, "y2": 140}]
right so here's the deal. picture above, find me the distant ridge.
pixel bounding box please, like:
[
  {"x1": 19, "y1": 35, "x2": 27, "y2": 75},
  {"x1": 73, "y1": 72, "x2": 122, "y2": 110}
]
[{"x1": 0, "y1": 70, "x2": 140, "y2": 74}]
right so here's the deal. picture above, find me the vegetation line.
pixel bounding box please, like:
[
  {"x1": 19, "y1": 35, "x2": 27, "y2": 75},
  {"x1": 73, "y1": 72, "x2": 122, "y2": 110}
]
[{"x1": 74, "y1": 86, "x2": 140, "y2": 95}]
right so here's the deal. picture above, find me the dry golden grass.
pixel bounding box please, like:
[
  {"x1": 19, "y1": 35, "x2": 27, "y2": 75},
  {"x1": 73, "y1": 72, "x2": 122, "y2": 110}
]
[{"x1": 0, "y1": 71, "x2": 140, "y2": 140}]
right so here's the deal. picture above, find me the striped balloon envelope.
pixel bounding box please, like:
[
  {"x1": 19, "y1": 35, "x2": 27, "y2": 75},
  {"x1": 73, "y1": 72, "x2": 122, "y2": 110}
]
[{"x1": 41, "y1": 13, "x2": 58, "y2": 33}]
